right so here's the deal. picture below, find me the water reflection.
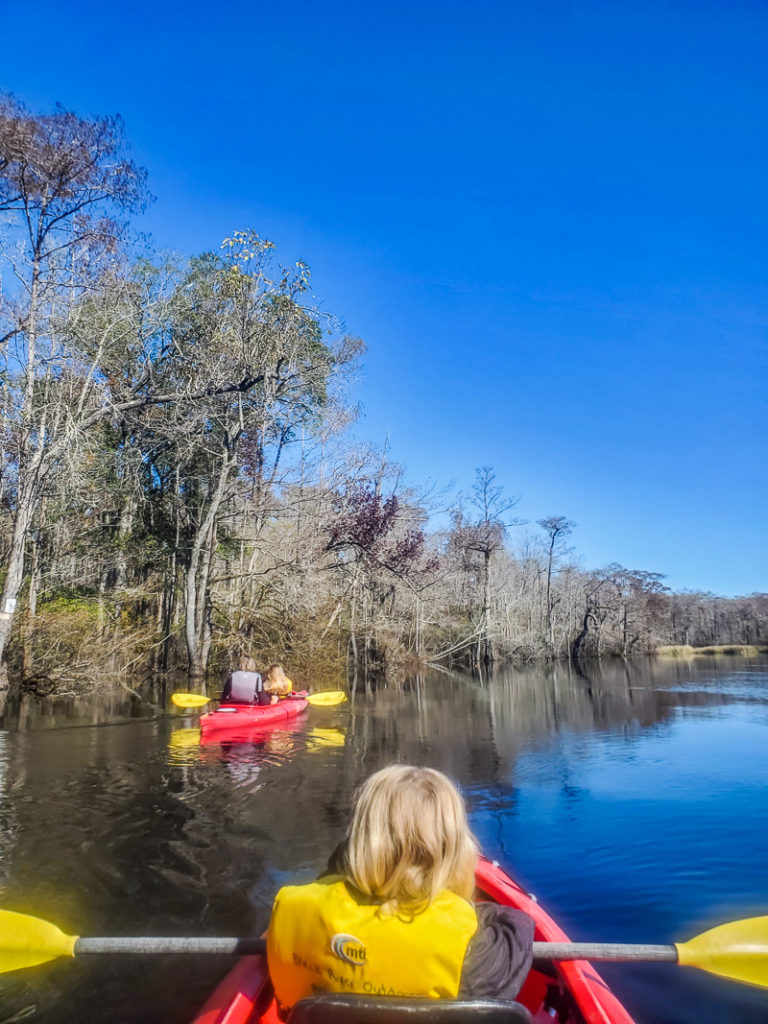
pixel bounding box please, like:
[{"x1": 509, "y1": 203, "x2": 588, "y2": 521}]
[
  {"x1": 167, "y1": 728, "x2": 201, "y2": 764},
  {"x1": 307, "y1": 727, "x2": 346, "y2": 749},
  {"x1": 0, "y1": 731, "x2": 14, "y2": 891},
  {"x1": 0, "y1": 657, "x2": 765, "y2": 1023}
]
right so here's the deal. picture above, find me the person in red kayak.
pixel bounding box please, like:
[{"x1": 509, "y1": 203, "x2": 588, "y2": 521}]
[
  {"x1": 262, "y1": 663, "x2": 294, "y2": 703},
  {"x1": 267, "y1": 765, "x2": 534, "y2": 1010},
  {"x1": 221, "y1": 655, "x2": 270, "y2": 705}
]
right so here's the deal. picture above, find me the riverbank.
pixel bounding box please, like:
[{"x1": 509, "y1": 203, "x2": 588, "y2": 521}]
[{"x1": 3, "y1": 610, "x2": 767, "y2": 712}]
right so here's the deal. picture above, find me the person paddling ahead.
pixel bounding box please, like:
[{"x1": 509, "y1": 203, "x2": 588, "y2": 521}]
[
  {"x1": 221, "y1": 655, "x2": 270, "y2": 705},
  {"x1": 266, "y1": 765, "x2": 534, "y2": 1011}
]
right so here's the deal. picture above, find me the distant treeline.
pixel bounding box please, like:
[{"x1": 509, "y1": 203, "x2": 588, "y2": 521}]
[{"x1": 0, "y1": 96, "x2": 765, "y2": 708}]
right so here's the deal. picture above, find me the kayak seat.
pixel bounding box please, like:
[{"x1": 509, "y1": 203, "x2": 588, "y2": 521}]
[{"x1": 286, "y1": 995, "x2": 532, "y2": 1024}]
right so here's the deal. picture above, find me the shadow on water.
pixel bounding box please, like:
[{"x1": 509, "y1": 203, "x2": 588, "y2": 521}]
[{"x1": 0, "y1": 656, "x2": 766, "y2": 1022}]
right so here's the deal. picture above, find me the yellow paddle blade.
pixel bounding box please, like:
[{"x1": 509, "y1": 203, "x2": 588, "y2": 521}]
[
  {"x1": 308, "y1": 727, "x2": 346, "y2": 748},
  {"x1": 306, "y1": 690, "x2": 347, "y2": 707},
  {"x1": 0, "y1": 910, "x2": 77, "y2": 974},
  {"x1": 677, "y1": 916, "x2": 768, "y2": 988},
  {"x1": 171, "y1": 692, "x2": 211, "y2": 708}
]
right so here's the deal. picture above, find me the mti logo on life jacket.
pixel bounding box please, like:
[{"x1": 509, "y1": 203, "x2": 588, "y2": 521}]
[{"x1": 331, "y1": 933, "x2": 367, "y2": 966}]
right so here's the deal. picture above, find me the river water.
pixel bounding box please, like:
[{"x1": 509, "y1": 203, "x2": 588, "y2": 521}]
[{"x1": 0, "y1": 656, "x2": 766, "y2": 1024}]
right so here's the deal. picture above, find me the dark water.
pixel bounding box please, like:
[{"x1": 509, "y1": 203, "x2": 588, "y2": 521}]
[{"x1": 0, "y1": 657, "x2": 767, "y2": 1024}]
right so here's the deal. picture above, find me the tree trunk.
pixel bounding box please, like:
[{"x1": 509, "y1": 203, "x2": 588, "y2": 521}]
[
  {"x1": 184, "y1": 453, "x2": 233, "y2": 685},
  {"x1": 115, "y1": 500, "x2": 134, "y2": 589},
  {"x1": 348, "y1": 587, "x2": 359, "y2": 669},
  {"x1": 545, "y1": 538, "x2": 555, "y2": 654},
  {"x1": 572, "y1": 603, "x2": 596, "y2": 661},
  {"x1": 161, "y1": 551, "x2": 177, "y2": 672},
  {"x1": 480, "y1": 548, "x2": 493, "y2": 665},
  {"x1": 0, "y1": 479, "x2": 40, "y2": 711},
  {"x1": 0, "y1": 262, "x2": 42, "y2": 712},
  {"x1": 21, "y1": 534, "x2": 40, "y2": 679}
]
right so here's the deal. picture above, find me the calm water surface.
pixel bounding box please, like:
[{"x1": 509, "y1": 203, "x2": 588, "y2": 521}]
[{"x1": 0, "y1": 657, "x2": 766, "y2": 1024}]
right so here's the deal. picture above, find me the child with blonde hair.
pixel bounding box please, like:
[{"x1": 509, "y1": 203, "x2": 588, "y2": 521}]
[
  {"x1": 262, "y1": 664, "x2": 293, "y2": 703},
  {"x1": 267, "y1": 765, "x2": 533, "y2": 1009}
]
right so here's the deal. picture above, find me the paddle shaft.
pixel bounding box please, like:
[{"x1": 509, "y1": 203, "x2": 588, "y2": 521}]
[
  {"x1": 75, "y1": 937, "x2": 267, "y2": 956},
  {"x1": 74, "y1": 937, "x2": 677, "y2": 963},
  {"x1": 533, "y1": 942, "x2": 678, "y2": 963}
]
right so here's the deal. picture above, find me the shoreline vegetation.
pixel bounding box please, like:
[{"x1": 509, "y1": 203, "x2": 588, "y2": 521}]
[
  {"x1": 655, "y1": 644, "x2": 767, "y2": 658},
  {"x1": 1, "y1": 97, "x2": 766, "y2": 712}
]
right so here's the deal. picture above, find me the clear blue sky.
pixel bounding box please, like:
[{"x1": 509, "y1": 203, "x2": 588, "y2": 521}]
[{"x1": 4, "y1": 0, "x2": 766, "y2": 595}]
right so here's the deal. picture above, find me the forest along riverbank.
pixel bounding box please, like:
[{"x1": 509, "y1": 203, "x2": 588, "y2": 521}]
[
  {"x1": 0, "y1": 656, "x2": 767, "y2": 1024},
  {"x1": 1, "y1": 97, "x2": 765, "y2": 730}
]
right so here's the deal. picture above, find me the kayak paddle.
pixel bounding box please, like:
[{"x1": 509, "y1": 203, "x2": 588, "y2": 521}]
[
  {"x1": 171, "y1": 693, "x2": 211, "y2": 708},
  {"x1": 0, "y1": 910, "x2": 266, "y2": 973},
  {"x1": 304, "y1": 691, "x2": 347, "y2": 708},
  {"x1": 1, "y1": 909, "x2": 767, "y2": 987},
  {"x1": 171, "y1": 691, "x2": 347, "y2": 709},
  {"x1": 535, "y1": 913, "x2": 768, "y2": 987}
]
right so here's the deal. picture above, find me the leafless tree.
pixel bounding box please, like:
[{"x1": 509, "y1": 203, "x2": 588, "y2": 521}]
[
  {"x1": 0, "y1": 96, "x2": 148, "y2": 706},
  {"x1": 537, "y1": 515, "x2": 575, "y2": 654},
  {"x1": 449, "y1": 467, "x2": 522, "y2": 665}
]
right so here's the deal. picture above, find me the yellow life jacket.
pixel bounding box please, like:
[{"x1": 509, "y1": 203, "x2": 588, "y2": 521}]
[{"x1": 267, "y1": 876, "x2": 478, "y2": 1008}]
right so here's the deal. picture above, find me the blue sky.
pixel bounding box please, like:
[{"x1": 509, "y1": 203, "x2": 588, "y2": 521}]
[{"x1": 3, "y1": 0, "x2": 766, "y2": 595}]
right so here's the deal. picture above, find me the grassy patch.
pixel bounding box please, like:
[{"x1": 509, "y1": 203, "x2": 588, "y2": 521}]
[
  {"x1": 656, "y1": 645, "x2": 695, "y2": 658},
  {"x1": 693, "y1": 644, "x2": 762, "y2": 657},
  {"x1": 656, "y1": 643, "x2": 764, "y2": 658}
]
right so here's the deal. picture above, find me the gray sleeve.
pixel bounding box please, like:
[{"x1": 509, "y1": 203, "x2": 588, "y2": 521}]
[{"x1": 458, "y1": 903, "x2": 534, "y2": 1000}]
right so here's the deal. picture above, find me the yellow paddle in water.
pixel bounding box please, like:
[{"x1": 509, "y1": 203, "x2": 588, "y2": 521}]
[
  {"x1": 304, "y1": 691, "x2": 347, "y2": 708},
  {"x1": 171, "y1": 691, "x2": 346, "y2": 709},
  {"x1": 1, "y1": 909, "x2": 767, "y2": 986}
]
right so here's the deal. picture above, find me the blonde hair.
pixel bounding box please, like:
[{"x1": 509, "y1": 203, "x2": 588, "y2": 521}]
[
  {"x1": 263, "y1": 664, "x2": 292, "y2": 695},
  {"x1": 237, "y1": 654, "x2": 257, "y2": 672},
  {"x1": 342, "y1": 765, "x2": 478, "y2": 917}
]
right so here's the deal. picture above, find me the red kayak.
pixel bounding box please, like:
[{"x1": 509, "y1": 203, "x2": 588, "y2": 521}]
[
  {"x1": 191, "y1": 857, "x2": 635, "y2": 1024},
  {"x1": 199, "y1": 693, "x2": 309, "y2": 741}
]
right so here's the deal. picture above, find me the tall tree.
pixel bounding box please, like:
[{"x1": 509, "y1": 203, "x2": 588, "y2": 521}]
[
  {"x1": 450, "y1": 467, "x2": 521, "y2": 666},
  {"x1": 0, "y1": 96, "x2": 148, "y2": 704},
  {"x1": 536, "y1": 515, "x2": 575, "y2": 654},
  {"x1": 158, "y1": 232, "x2": 360, "y2": 683}
]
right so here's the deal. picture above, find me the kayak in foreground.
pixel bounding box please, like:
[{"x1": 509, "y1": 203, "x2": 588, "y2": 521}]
[
  {"x1": 191, "y1": 857, "x2": 635, "y2": 1024},
  {"x1": 199, "y1": 694, "x2": 309, "y2": 739}
]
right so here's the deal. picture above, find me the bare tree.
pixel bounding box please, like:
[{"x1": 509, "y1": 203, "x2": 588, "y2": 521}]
[
  {"x1": 537, "y1": 515, "x2": 575, "y2": 654},
  {"x1": 0, "y1": 96, "x2": 148, "y2": 705},
  {"x1": 450, "y1": 467, "x2": 522, "y2": 666}
]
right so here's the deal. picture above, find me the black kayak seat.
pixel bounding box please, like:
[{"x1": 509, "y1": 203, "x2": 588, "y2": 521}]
[{"x1": 286, "y1": 995, "x2": 533, "y2": 1024}]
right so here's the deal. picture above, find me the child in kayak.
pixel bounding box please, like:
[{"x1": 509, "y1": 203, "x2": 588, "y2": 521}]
[
  {"x1": 221, "y1": 655, "x2": 270, "y2": 705},
  {"x1": 267, "y1": 765, "x2": 534, "y2": 1009},
  {"x1": 262, "y1": 664, "x2": 294, "y2": 703}
]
